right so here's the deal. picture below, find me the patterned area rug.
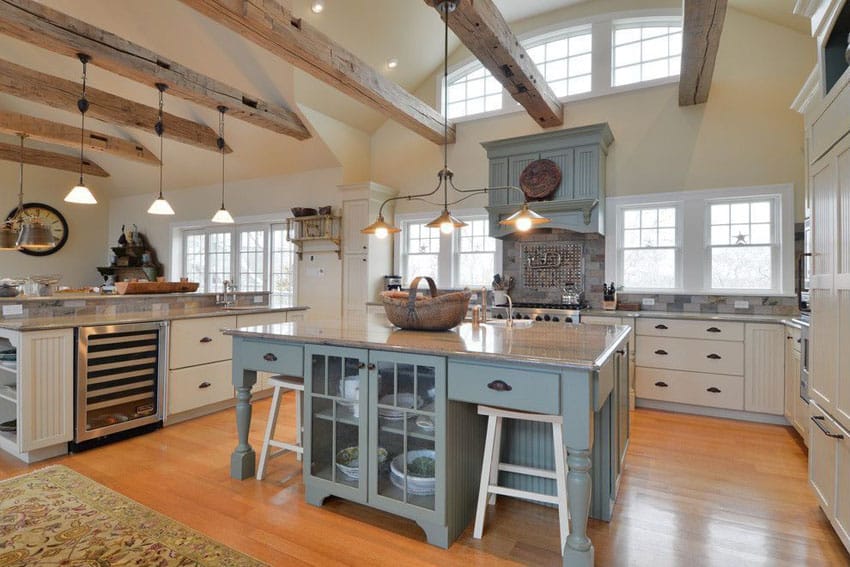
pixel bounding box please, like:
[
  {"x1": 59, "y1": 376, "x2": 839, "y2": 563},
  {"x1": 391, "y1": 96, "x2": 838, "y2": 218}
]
[{"x1": 0, "y1": 465, "x2": 267, "y2": 567}]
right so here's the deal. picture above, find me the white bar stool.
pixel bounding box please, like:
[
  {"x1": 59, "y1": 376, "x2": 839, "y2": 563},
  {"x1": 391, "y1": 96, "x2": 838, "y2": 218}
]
[
  {"x1": 473, "y1": 405, "x2": 569, "y2": 552},
  {"x1": 256, "y1": 375, "x2": 304, "y2": 481}
]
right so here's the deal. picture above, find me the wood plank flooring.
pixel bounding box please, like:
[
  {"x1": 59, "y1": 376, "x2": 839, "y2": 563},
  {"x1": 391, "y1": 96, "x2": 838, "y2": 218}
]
[{"x1": 1, "y1": 396, "x2": 848, "y2": 566}]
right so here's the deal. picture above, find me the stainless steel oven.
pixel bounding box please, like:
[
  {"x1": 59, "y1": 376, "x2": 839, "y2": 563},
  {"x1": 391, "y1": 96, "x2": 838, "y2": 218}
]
[
  {"x1": 795, "y1": 315, "x2": 810, "y2": 402},
  {"x1": 73, "y1": 321, "x2": 167, "y2": 450}
]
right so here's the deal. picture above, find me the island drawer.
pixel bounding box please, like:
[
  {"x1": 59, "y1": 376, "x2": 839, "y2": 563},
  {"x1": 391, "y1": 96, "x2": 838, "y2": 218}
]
[
  {"x1": 447, "y1": 360, "x2": 559, "y2": 414},
  {"x1": 168, "y1": 360, "x2": 233, "y2": 415},
  {"x1": 636, "y1": 367, "x2": 743, "y2": 410},
  {"x1": 636, "y1": 336, "x2": 743, "y2": 376},
  {"x1": 636, "y1": 318, "x2": 744, "y2": 341},
  {"x1": 238, "y1": 339, "x2": 303, "y2": 376},
  {"x1": 170, "y1": 316, "x2": 236, "y2": 369}
]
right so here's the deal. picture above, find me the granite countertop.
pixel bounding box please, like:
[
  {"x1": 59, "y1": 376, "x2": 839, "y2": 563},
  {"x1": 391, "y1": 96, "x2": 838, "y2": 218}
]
[
  {"x1": 580, "y1": 309, "x2": 799, "y2": 325},
  {"x1": 225, "y1": 315, "x2": 631, "y2": 371},
  {"x1": 0, "y1": 306, "x2": 308, "y2": 332}
]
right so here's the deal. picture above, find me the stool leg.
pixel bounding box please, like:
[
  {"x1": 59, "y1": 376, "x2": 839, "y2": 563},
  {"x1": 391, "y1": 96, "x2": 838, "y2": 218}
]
[
  {"x1": 257, "y1": 386, "x2": 283, "y2": 481},
  {"x1": 473, "y1": 414, "x2": 498, "y2": 540},
  {"x1": 295, "y1": 390, "x2": 303, "y2": 462},
  {"x1": 487, "y1": 416, "x2": 503, "y2": 505},
  {"x1": 552, "y1": 422, "x2": 570, "y2": 553}
]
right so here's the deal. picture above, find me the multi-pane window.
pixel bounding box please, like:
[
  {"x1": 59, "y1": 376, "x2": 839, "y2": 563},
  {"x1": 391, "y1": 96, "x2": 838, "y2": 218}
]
[
  {"x1": 708, "y1": 200, "x2": 776, "y2": 290},
  {"x1": 207, "y1": 231, "x2": 232, "y2": 294},
  {"x1": 526, "y1": 29, "x2": 592, "y2": 97},
  {"x1": 445, "y1": 66, "x2": 502, "y2": 119},
  {"x1": 404, "y1": 222, "x2": 440, "y2": 281},
  {"x1": 455, "y1": 218, "x2": 497, "y2": 286},
  {"x1": 270, "y1": 225, "x2": 297, "y2": 307},
  {"x1": 620, "y1": 206, "x2": 678, "y2": 289},
  {"x1": 184, "y1": 232, "x2": 205, "y2": 287},
  {"x1": 238, "y1": 227, "x2": 265, "y2": 292},
  {"x1": 613, "y1": 21, "x2": 682, "y2": 87}
]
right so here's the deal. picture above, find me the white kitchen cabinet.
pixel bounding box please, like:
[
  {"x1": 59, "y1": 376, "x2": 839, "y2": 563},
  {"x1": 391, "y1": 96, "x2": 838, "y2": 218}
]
[
  {"x1": 784, "y1": 325, "x2": 806, "y2": 440},
  {"x1": 168, "y1": 360, "x2": 233, "y2": 415},
  {"x1": 342, "y1": 199, "x2": 370, "y2": 255},
  {"x1": 744, "y1": 324, "x2": 785, "y2": 415},
  {"x1": 810, "y1": 402, "x2": 838, "y2": 518},
  {"x1": 169, "y1": 315, "x2": 236, "y2": 369},
  {"x1": 0, "y1": 327, "x2": 73, "y2": 463},
  {"x1": 836, "y1": 425, "x2": 850, "y2": 550}
]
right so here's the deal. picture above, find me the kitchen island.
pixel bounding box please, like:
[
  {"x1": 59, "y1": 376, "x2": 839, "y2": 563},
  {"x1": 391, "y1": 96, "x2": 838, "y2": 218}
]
[{"x1": 226, "y1": 316, "x2": 631, "y2": 567}]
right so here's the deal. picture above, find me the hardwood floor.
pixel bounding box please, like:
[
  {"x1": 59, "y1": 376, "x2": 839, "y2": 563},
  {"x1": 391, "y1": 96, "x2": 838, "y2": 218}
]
[{"x1": 1, "y1": 397, "x2": 848, "y2": 566}]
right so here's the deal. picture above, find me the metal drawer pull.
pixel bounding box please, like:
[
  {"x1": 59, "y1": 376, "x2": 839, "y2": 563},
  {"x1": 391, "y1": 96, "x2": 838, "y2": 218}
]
[
  {"x1": 654, "y1": 349, "x2": 668, "y2": 355},
  {"x1": 706, "y1": 353, "x2": 722, "y2": 360},
  {"x1": 487, "y1": 380, "x2": 513, "y2": 392},
  {"x1": 198, "y1": 381, "x2": 211, "y2": 389},
  {"x1": 811, "y1": 415, "x2": 845, "y2": 439},
  {"x1": 706, "y1": 387, "x2": 721, "y2": 393},
  {"x1": 263, "y1": 353, "x2": 277, "y2": 362},
  {"x1": 367, "y1": 363, "x2": 376, "y2": 370},
  {"x1": 655, "y1": 324, "x2": 668, "y2": 330},
  {"x1": 357, "y1": 362, "x2": 366, "y2": 369},
  {"x1": 706, "y1": 327, "x2": 721, "y2": 333},
  {"x1": 616, "y1": 349, "x2": 625, "y2": 355},
  {"x1": 654, "y1": 381, "x2": 669, "y2": 388},
  {"x1": 200, "y1": 336, "x2": 213, "y2": 343}
]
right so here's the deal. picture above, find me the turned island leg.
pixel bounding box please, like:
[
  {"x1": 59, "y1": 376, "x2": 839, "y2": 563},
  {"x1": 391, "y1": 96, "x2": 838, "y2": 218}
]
[
  {"x1": 564, "y1": 447, "x2": 594, "y2": 567},
  {"x1": 231, "y1": 368, "x2": 257, "y2": 479}
]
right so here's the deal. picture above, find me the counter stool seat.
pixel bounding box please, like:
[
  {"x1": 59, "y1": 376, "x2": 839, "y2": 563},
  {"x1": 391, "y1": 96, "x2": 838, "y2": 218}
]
[
  {"x1": 257, "y1": 375, "x2": 304, "y2": 481},
  {"x1": 473, "y1": 404, "x2": 569, "y2": 553}
]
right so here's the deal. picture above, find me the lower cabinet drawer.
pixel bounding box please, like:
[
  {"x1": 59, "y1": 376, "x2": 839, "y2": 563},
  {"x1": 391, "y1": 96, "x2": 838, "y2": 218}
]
[
  {"x1": 238, "y1": 339, "x2": 303, "y2": 375},
  {"x1": 168, "y1": 360, "x2": 233, "y2": 415},
  {"x1": 448, "y1": 360, "x2": 559, "y2": 414},
  {"x1": 636, "y1": 367, "x2": 744, "y2": 410},
  {"x1": 636, "y1": 336, "x2": 743, "y2": 375}
]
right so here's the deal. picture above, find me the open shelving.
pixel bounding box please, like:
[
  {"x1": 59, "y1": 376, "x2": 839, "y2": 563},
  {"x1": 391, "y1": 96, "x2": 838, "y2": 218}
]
[{"x1": 285, "y1": 215, "x2": 342, "y2": 260}]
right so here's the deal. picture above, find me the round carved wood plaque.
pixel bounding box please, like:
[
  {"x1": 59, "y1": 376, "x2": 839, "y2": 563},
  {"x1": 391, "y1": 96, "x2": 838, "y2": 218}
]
[{"x1": 519, "y1": 159, "x2": 561, "y2": 201}]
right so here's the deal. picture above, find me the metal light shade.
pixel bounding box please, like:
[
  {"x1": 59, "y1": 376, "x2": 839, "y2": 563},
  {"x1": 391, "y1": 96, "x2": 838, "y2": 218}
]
[
  {"x1": 147, "y1": 197, "x2": 175, "y2": 215},
  {"x1": 361, "y1": 214, "x2": 400, "y2": 239},
  {"x1": 499, "y1": 203, "x2": 550, "y2": 231},
  {"x1": 16, "y1": 218, "x2": 55, "y2": 249},
  {"x1": 211, "y1": 207, "x2": 234, "y2": 224},
  {"x1": 425, "y1": 209, "x2": 467, "y2": 234},
  {"x1": 65, "y1": 183, "x2": 97, "y2": 204},
  {"x1": 0, "y1": 224, "x2": 19, "y2": 250}
]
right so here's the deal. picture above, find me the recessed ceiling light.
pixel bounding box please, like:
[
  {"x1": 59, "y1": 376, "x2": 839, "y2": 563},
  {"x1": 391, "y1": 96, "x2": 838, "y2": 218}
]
[
  {"x1": 311, "y1": 0, "x2": 324, "y2": 14},
  {"x1": 386, "y1": 57, "x2": 399, "y2": 69}
]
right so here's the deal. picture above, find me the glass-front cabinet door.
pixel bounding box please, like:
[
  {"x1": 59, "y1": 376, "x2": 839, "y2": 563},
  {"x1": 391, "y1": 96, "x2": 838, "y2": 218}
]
[
  {"x1": 304, "y1": 345, "x2": 368, "y2": 503},
  {"x1": 369, "y1": 351, "x2": 445, "y2": 521}
]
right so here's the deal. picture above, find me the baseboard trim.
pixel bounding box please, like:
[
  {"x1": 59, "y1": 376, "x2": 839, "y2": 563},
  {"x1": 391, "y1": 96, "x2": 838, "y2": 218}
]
[{"x1": 636, "y1": 398, "x2": 789, "y2": 425}]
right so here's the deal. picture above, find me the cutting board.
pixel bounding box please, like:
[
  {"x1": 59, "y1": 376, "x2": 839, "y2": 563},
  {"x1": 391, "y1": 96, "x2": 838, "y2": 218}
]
[{"x1": 114, "y1": 281, "x2": 200, "y2": 295}]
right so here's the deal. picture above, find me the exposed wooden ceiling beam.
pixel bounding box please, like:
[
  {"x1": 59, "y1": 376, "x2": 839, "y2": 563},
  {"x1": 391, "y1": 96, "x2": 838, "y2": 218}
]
[
  {"x1": 0, "y1": 140, "x2": 108, "y2": 177},
  {"x1": 0, "y1": 111, "x2": 160, "y2": 166},
  {"x1": 679, "y1": 0, "x2": 727, "y2": 106},
  {"x1": 0, "y1": 58, "x2": 230, "y2": 154},
  {"x1": 0, "y1": 0, "x2": 310, "y2": 140},
  {"x1": 425, "y1": 0, "x2": 563, "y2": 128},
  {"x1": 179, "y1": 0, "x2": 454, "y2": 145}
]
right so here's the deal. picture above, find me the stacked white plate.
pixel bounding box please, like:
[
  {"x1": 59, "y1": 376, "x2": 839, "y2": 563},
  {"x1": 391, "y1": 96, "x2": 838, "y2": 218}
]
[
  {"x1": 378, "y1": 393, "x2": 418, "y2": 420},
  {"x1": 389, "y1": 449, "x2": 436, "y2": 496}
]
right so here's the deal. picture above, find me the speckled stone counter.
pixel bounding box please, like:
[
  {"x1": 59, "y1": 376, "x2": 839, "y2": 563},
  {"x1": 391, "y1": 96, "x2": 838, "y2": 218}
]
[{"x1": 581, "y1": 309, "x2": 795, "y2": 325}]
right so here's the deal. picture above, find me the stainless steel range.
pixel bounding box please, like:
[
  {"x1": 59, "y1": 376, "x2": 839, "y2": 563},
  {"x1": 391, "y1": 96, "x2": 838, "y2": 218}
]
[{"x1": 489, "y1": 302, "x2": 586, "y2": 323}]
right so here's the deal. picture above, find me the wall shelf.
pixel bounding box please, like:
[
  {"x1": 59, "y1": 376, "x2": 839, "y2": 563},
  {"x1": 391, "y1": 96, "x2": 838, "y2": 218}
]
[{"x1": 285, "y1": 215, "x2": 342, "y2": 260}]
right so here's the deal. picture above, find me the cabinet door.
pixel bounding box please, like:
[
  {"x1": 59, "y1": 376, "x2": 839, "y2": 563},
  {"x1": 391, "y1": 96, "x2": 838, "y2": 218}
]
[
  {"x1": 784, "y1": 329, "x2": 797, "y2": 423},
  {"x1": 343, "y1": 199, "x2": 369, "y2": 254},
  {"x1": 304, "y1": 345, "x2": 368, "y2": 503},
  {"x1": 744, "y1": 324, "x2": 785, "y2": 415},
  {"x1": 507, "y1": 153, "x2": 539, "y2": 205},
  {"x1": 343, "y1": 254, "x2": 368, "y2": 313},
  {"x1": 836, "y1": 425, "x2": 850, "y2": 550},
  {"x1": 170, "y1": 316, "x2": 236, "y2": 369},
  {"x1": 836, "y1": 139, "x2": 850, "y2": 428},
  {"x1": 615, "y1": 346, "x2": 630, "y2": 471},
  {"x1": 809, "y1": 402, "x2": 837, "y2": 517},
  {"x1": 370, "y1": 351, "x2": 445, "y2": 522}
]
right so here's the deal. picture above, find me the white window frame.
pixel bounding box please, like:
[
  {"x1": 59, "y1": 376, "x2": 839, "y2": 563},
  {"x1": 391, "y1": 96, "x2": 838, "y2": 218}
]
[
  {"x1": 394, "y1": 209, "x2": 502, "y2": 289},
  {"x1": 617, "y1": 203, "x2": 683, "y2": 290},
  {"x1": 611, "y1": 17, "x2": 682, "y2": 88},
  {"x1": 437, "y1": 9, "x2": 680, "y2": 124},
  {"x1": 605, "y1": 184, "x2": 795, "y2": 295},
  {"x1": 524, "y1": 24, "x2": 593, "y2": 99},
  {"x1": 170, "y1": 213, "x2": 298, "y2": 306}
]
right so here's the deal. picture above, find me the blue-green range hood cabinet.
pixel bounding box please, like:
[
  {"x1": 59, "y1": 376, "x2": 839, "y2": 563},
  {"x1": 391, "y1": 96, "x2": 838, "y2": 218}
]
[{"x1": 481, "y1": 123, "x2": 613, "y2": 238}]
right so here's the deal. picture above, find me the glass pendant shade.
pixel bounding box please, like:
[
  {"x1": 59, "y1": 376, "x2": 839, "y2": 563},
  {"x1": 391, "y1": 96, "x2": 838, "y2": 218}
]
[
  {"x1": 211, "y1": 207, "x2": 234, "y2": 224},
  {"x1": 361, "y1": 214, "x2": 400, "y2": 239},
  {"x1": 0, "y1": 224, "x2": 19, "y2": 250},
  {"x1": 426, "y1": 209, "x2": 467, "y2": 234},
  {"x1": 148, "y1": 196, "x2": 175, "y2": 215},
  {"x1": 16, "y1": 218, "x2": 54, "y2": 249},
  {"x1": 499, "y1": 203, "x2": 551, "y2": 231},
  {"x1": 65, "y1": 183, "x2": 97, "y2": 204}
]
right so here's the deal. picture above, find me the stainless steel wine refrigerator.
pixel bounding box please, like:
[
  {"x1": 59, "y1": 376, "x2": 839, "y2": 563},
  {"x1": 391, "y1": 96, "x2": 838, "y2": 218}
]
[{"x1": 72, "y1": 321, "x2": 167, "y2": 450}]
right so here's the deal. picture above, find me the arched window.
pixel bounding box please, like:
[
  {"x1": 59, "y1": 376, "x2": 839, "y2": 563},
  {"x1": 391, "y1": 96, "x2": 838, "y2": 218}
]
[
  {"x1": 525, "y1": 26, "x2": 592, "y2": 97},
  {"x1": 612, "y1": 18, "x2": 682, "y2": 86}
]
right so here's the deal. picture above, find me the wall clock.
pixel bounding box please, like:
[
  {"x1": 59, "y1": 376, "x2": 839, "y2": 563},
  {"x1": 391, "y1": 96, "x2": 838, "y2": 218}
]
[{"x1": 5, "y1": 202, "x2": 69, "y2": 256}]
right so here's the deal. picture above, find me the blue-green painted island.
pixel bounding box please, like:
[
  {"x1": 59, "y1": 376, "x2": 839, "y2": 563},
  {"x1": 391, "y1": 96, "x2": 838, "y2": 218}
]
[{"x1": 224, "y1": 315, "x2": 630, "y2": 567}]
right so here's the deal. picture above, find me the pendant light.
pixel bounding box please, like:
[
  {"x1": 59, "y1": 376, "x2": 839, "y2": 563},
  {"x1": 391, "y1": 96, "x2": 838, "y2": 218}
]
[
  {"x1": 148, "y1": 83, "x2": 175, "y2": 215},
  {"x1": 64, "y1": 53, "x2": 97, "y2": 205},
  {"x1": 361, "y1": 1, "x2": 549, "y2": 238},
  {"x1": 13, "y1": 135, "x2": 55, "y2": 250},
  {"x1": 211, "y1": 106, "x2": 234, "y2": 224}
]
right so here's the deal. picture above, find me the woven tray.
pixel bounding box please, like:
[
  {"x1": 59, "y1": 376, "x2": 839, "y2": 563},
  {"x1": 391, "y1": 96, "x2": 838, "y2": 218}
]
[
  {"x1": 114, "y1": 281, "x2": 200, "y2": 295},
  {"x1": 381, "y1": 276, "x2": 470, "y2": 331}
]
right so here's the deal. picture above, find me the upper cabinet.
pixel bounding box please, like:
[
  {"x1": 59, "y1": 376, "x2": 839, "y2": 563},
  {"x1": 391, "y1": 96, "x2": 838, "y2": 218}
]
[{"x1": 481, "y1": 123, "x2": 613, "y2": 238}]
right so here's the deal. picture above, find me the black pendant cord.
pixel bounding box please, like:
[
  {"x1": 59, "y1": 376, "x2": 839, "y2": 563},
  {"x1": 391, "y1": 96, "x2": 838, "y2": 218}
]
[
  {"x1": 155, "y1": 83, "x2": 167, "y2": 200},
  {"x1": 15, "y1": 134, "x2": 24, "y2": 218},
  {"x1": 77, "y1": 54, "x2": 91, "y2": 185},
  {"x1": 442, "y1": 1, "x2": 450, "y2": 211},
  {"x1": 218, "y1": 106, "x2": 227, "y2": 209}
]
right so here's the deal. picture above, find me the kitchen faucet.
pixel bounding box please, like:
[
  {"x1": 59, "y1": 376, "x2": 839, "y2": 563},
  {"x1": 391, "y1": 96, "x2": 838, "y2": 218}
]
[
  {"x1": 220, "y1": 280, "x2": 237, "y2": 307},
  {"x1": 505, "y1": 294, "x2": 513, "y2": 328}
]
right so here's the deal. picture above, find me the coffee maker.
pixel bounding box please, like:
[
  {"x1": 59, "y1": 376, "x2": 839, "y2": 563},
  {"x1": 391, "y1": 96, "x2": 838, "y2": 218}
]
[{"x1": 384, "y1": 275, "x2": 402, "y2": 291}]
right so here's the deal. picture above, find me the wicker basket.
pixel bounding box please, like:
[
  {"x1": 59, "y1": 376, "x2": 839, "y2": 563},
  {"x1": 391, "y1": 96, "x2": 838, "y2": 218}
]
[{"x1": 381, "y1": 276, "x2": 471, "y2": 331}]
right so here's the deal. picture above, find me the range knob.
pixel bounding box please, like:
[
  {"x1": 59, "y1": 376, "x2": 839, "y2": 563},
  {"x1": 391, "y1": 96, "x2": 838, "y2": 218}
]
[
  {"x1": 552, "y1": 316, "x2": 560, "y2": 322},
  {"x1": 535, "y1": 316, "x2": 543, "y2": 321},
  {"x1": 543, "y1": 314, "x2": 551, "y2": 321},
  {"x1": 514, "y1": 313, "x2": 521, "y2": 319},
  {"x1": 496, "y1": 313, "x2": 504, "y2": 319},
  {"x1": 523, "y1": 314, "x2": 531, "y2": 320}
]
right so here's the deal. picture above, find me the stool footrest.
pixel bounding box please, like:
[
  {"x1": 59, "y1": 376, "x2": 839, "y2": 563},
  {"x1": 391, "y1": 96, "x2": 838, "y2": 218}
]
[
  {"x1": 497, "y1": 462, "x2": 557, "y2": 479},
  {"x1": 268, "y1": 440, "x2": 303, "y2": 454},
  {"x1": 487, "y1": 485, "x2": 560, "y2": 505}
]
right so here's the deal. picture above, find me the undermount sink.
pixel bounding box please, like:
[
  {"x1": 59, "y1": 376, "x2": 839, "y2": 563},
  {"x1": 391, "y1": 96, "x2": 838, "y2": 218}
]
[
  {"x1": 223, "y1": 305, "x2": 264, "y2": 311},
  {"x1": 483, "y1": 319, "x2": 533, "y2": 328}
]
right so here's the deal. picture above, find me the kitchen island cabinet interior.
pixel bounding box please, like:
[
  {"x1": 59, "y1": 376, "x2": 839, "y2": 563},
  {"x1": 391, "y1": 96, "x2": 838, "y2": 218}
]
[{"x1": 226, "y1": 317, "x2": 631, "y2": 567}]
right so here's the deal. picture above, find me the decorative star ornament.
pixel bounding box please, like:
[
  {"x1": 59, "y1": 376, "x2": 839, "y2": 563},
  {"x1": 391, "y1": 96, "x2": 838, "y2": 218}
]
[{"x1": 735, "y1": 232, "x2": 748, "y2": 244}]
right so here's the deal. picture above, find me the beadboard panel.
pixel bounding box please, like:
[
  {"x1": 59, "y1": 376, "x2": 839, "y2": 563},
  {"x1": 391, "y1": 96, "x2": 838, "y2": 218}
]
[
  {"x1": 19, "y1": 329, "x2": 73, "y2": 451},
  {"x1": 744, "y1": 324, "x2": 785, "y2": 415}
]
